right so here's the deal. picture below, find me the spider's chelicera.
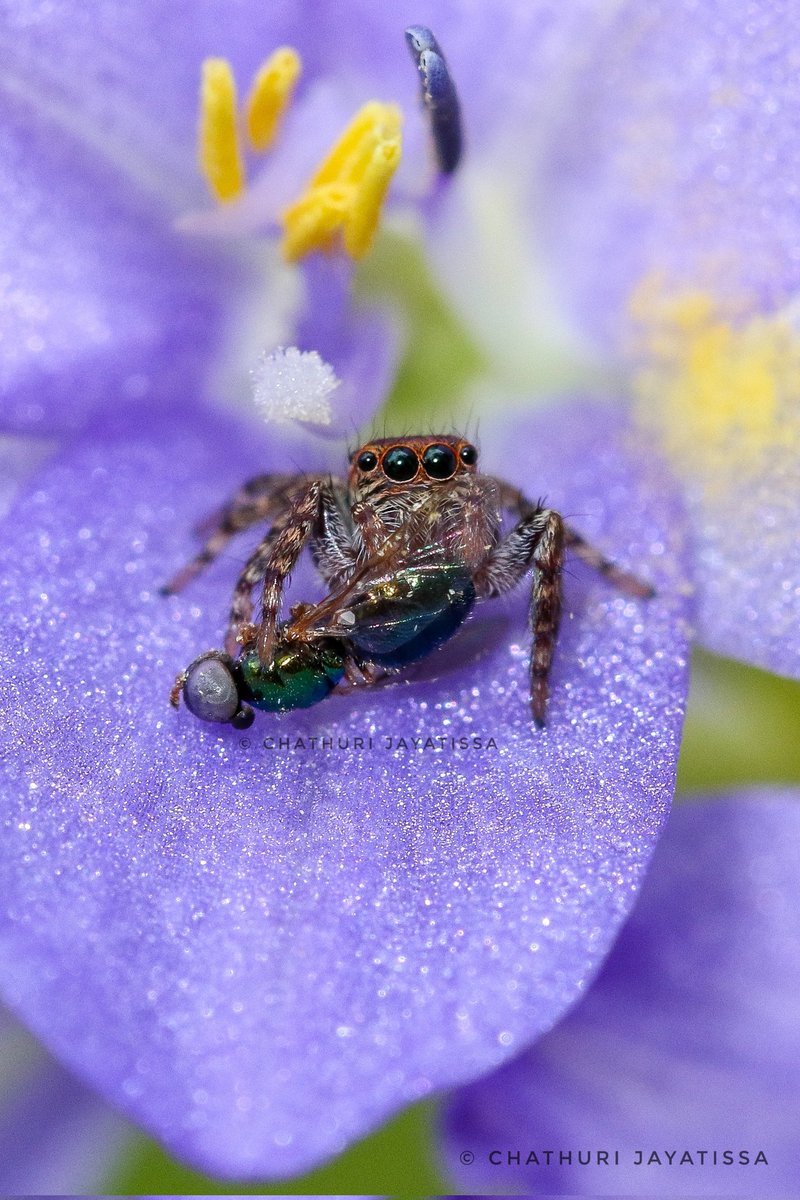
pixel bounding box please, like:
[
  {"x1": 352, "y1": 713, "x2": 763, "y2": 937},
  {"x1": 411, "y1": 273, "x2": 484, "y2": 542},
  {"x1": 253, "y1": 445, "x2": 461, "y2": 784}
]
[{"x1": 163, "y1": 434, "x2": 653, "y2": 730}]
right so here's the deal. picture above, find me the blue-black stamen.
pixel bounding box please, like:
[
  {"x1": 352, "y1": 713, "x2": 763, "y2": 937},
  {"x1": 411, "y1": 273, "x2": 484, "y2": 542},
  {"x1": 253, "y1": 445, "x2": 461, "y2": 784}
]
[{"x1": 404, "y1": 25, "x2": 463, "y2": 174}]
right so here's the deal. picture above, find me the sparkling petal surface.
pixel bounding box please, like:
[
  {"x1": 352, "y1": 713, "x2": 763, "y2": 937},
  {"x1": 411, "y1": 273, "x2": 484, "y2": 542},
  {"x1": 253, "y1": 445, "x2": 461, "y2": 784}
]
[
  {"x1": 0, "y1": 400, "x2": 689, "y2": 1177},
  {"x1": 442, "y1": 791, "x2": 800, "y2": 1197},
  {"x1": 540, "y1": 0, "x2": 800, "y2": 346}
]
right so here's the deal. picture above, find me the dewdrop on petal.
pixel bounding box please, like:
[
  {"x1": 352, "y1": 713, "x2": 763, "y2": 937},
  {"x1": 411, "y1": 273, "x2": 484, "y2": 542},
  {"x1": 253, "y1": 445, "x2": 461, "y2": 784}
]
[{"x1": 250, "y1": 346, "x2": 339, "y2": 426}]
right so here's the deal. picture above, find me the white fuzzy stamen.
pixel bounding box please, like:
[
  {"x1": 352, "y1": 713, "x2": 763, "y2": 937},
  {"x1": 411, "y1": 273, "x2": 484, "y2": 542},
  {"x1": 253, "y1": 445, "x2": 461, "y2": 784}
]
[{"x1": 250, "y1": 346, "x2": 339, "y2": 426}]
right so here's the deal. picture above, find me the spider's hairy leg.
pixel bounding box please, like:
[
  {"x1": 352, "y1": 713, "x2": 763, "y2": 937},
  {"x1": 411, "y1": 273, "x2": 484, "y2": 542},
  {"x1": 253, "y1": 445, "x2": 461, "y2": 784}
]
[
  {"x1": 337, "y1": 655, "x2": 388, "y2": 690},
  {"x1": 490, "y1": 475, "x2": 654, "y2": 599},
  {"x1": 564, "y1": 526, "x2": 655, "y2": 599},
  {"x1": 160, "y1": 473, "x2": 307, "y2": 596},
  {"x1": 255, "y1": 479, "x2": 330, "y2": 665},
  {"x1": 226, "y1": 479, "x2": 326, "y2": 661},
  {"x1": 282, "y1": 503, "x2": 429, "y2": 642},
  {"x1": 488, "y1": 477, "x2": 541, "y2": 520},
  {"x1": 474, "y1": 504, "x2": 564, "y2": 727},
  {"x1": 191, "y1": 473, "x2": 307, "y2": 537},
  {"x1": 528, "y1": 512, "x2": 566, "y2": 728}
]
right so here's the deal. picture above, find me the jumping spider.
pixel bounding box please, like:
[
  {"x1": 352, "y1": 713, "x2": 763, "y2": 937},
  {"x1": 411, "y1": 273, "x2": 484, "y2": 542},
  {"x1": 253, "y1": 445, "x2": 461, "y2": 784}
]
[{"x1": 164, "y1": 435, "x2": 654, "y2": 729}]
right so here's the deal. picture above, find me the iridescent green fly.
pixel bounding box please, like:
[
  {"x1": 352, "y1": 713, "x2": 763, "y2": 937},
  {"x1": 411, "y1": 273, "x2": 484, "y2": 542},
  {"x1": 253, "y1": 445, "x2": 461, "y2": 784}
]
[
  {"x1": 170, "y1": 554, "x2": 475, "y2": 729},
  {"x1": 165, "y1": 434, "x2": 653, "y2": 729}
]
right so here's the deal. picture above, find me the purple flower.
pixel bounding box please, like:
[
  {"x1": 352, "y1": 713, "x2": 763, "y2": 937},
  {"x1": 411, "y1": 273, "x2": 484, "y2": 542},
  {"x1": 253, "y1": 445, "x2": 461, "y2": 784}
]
[
  {"x1": 0, "y1": 396, "x2": 689, "y2": 1177},
  {"x1": 0, "y1": 0, "x2": 794, "y2": 1185},
  {"x1": 426, "y1": 0, "x2": 800, "y2": 678},
  {"x1": 442, "y1": 790, "x2": 800, "y2": 1197}
]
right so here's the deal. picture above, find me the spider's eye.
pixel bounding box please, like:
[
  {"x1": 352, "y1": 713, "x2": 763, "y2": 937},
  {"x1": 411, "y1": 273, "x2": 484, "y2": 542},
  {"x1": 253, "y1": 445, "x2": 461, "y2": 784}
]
[
  {"x1": 357, "y1": 450, "x2": 378, "y2": 472},
  {"x1": 382, "y1": 446, "x2": 419, "y2": 482},
  {"x1": 459, "y1": 443, "x2": 478, "y2": 466},
  {"x1": 422, "y1": 443, "x2": 457, "y2": 479}
]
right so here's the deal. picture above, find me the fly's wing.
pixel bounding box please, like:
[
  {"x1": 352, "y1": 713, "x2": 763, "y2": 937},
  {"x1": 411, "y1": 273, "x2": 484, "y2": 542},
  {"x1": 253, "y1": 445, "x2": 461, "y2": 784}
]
[
  {"x1": 293, "y1": 540, "x2": 453, "y2": 630},
  {"x1": 292, "y1": 542, "x2": 476, "y2": 666}
]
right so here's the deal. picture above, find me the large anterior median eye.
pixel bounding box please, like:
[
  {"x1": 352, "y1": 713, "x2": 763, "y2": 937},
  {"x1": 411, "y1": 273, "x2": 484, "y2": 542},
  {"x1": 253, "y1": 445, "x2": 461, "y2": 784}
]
[
  {"x1": 382, "y1": 446, "x2": 419, "y2": 481},
  {"x1": 422, "y1": 443, "x2": 457, "y2": 479}
]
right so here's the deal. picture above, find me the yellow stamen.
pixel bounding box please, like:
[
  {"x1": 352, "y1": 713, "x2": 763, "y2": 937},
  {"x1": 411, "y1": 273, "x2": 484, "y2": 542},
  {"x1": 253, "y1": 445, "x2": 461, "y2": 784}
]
[
  {"x1": 198, "y1": 58, "x2": 245, "y2": 203},
  {"x1": 245, "y1": 47, "x2": 301, "y2": 152},
  {"x1": 343, "y1": 138, "x2": 402, "y2": 259},
  {"x1": 630, "y1": 275, "x2": 800, "y2": 496},
  {"x1": 281, "y1": 102, "x2": 402, "y2": 262}
]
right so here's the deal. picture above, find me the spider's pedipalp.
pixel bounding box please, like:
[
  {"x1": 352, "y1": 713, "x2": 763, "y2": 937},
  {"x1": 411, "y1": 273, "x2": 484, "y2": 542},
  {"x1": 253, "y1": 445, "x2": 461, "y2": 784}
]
[{"x1": 309, "y1": 480, "x2": 360, "y2": 585}]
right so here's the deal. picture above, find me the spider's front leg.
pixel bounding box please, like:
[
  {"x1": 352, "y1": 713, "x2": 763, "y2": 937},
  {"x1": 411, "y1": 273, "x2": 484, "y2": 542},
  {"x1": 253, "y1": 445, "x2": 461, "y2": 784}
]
[
  {"x1": 227, "y1": 479, "x2": 353, "y2": 666},
  {"x1": 491, "y1": 478, "x2": 654, "y2": 599},
  {"x1": 474, "y1": 504, "x2": 565, "y2": 728},
  {"x1": 160, "y1": 473, "x2": 310, "y2": 596}
]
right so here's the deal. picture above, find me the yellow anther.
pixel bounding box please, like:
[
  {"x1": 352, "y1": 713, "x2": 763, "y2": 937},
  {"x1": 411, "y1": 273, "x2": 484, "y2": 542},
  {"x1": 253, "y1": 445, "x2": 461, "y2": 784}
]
[
  {"x1": 281, "y1": 102, "x2": 403, "y2": 262},
  {"x1": 198, "y1": 58, "x2": 245, "y2": 203},
  {"x1": 344, "y1": 137, "x2": 402, "y2": 259},
  {"x1": 245, "y1": 47, "x2": 301, "y2": 152}
]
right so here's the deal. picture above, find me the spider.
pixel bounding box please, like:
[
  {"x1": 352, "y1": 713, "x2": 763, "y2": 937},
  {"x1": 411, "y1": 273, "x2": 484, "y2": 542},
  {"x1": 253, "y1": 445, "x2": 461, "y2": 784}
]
[{"x1": 163, "y1": 434, "x2": 654, "y2": 729}]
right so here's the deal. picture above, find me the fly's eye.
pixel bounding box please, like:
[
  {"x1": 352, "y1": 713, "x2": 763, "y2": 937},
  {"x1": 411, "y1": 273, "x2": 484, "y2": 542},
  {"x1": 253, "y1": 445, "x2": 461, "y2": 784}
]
[
  {"x1": 422, "y1": 443, "x2": 457, "y2": 479},
  {"x1": 459, "y1": 443, "x2": 478, "y2": 466},
  {"x1": 356, "y1": 450, "x2": 378, "y2": 472},
  {"x1": 382, "y1": 446, "x2": 419, "y2": 482}
]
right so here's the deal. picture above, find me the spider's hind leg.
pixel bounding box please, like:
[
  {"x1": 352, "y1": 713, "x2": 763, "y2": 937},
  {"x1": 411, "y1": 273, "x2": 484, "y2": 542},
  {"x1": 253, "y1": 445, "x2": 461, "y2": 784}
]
[
  {"x1": 160, "y1": 473, "x2": 306, "y2": 596},
  {"x1": 564, "y1": 526, "x2": 655, "y2": 599}
]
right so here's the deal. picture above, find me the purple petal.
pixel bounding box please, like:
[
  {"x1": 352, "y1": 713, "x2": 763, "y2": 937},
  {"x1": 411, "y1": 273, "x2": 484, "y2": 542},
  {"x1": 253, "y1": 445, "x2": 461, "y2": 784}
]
[
  {"x1": 682, "y1": 455, "x2": 800, "y2": 678},
  {"x1": 539, "y1": 0, "x2": 800, "y2": 345},
  {"x1": 0, "y1": 435, "x2": 53, "y2": 519},
  {"x1": 1, "y1": 2, "x2": 305, "y2": 193},
  {"x1": 0, "y1": 1010, "x2": 131, "y2": 1194},
  {"x1": 442, "y1": 790, "x2": 800, "y2": 1196},
  {"x1": 0, "y1": 88, "x2": 240, "y2": 435},
  {"x1": 5, "y1": 2, "x2": 592, "y2": 179},
  {"x1": 0, "y1": 399, "x2": 689, "y2": 1177},
  {"x1": 2, "y1": 3, "x2": 408, "y2": 437},
  {"x1": 295, "y1": 257, "x2": 401, "y2": 440},
  {"x1": 525, "y1": 3, "x2": 800, "y2": 679}
]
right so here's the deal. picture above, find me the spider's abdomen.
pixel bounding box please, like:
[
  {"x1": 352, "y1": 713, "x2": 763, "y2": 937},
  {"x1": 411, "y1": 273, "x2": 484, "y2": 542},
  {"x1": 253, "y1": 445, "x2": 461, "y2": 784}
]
[
  {"x1": 237, "y1": 639, "x2": 346, "y2": 712},
  {"x1": 343, "y1": 561, "x2": 475, "y2": 667}
]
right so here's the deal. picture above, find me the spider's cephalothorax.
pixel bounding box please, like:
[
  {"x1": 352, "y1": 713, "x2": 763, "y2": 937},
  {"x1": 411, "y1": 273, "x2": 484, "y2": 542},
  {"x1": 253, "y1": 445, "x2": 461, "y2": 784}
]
[{"x1": 164, "y1": 434, "x2": 653, "y2": 727}]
